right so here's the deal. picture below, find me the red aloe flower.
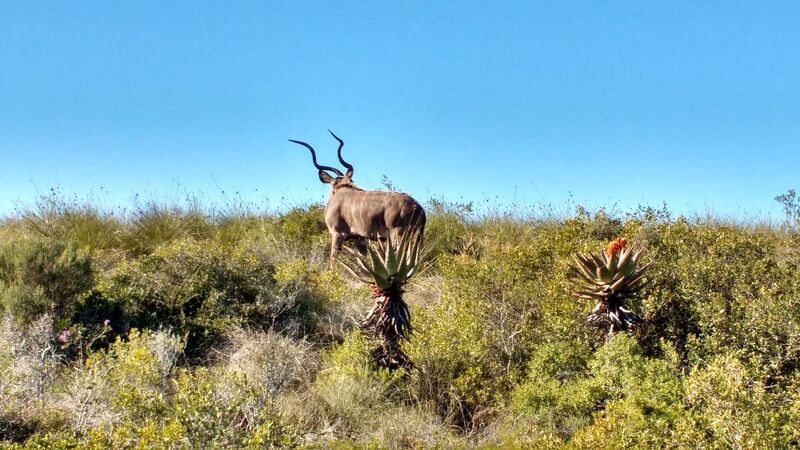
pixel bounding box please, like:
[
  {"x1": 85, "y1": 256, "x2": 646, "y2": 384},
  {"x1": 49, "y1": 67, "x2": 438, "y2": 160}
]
[{"x1": 605, "y1": 237, "x2": 627, "y2": 257}]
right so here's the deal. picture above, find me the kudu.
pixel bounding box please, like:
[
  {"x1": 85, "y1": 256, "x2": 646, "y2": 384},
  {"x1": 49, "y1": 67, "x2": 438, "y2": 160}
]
[{"x1": 290, "y1": 131, "x2": 426, "y2": 263}]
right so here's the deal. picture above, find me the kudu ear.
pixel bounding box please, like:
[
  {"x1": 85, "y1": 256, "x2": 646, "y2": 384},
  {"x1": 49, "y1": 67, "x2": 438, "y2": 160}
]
[{"x1": 319, "y1": 170, "x2": 335, "y2": 184}]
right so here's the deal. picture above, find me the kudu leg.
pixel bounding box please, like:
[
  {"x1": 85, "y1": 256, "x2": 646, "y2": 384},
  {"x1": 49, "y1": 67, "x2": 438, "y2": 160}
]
[
  {"x1": 329, "y1": 233, "x2": 346, "y2": 269},
  {"x1": 355, "y1": 237, "x2": 368, "y2": 254}
]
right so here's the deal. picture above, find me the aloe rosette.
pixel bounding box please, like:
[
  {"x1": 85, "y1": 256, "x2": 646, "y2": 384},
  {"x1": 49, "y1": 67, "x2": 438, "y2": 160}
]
[
  {"x1": 341, "y1": 230, "x2": 422, "y2": 369},
  {"x1": 570, "y1": 238, "x2": 649, "y2": 337}
]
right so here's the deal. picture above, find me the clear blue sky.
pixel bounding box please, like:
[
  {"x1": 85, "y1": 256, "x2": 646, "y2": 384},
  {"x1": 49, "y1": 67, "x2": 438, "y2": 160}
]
[{"x1": 1, "y1": 2, "x2": 798, "y2": 218}]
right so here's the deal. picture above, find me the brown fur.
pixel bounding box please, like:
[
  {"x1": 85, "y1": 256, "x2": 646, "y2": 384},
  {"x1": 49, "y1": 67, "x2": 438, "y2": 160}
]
[
  {"x1": 322, "y1": 175, "x2": 426, "y2": 260},
  {"x1": 291, "y1": 133, "x2": 426, "y2": 263}
]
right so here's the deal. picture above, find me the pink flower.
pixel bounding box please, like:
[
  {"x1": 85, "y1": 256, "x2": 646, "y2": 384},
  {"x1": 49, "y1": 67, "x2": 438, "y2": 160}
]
[
  {"x1": 57, "y1": 329, "x2": 72, "y2": 344},
  {"x1": 103, "y1": 319, "x2": 112, "y2": 331}
]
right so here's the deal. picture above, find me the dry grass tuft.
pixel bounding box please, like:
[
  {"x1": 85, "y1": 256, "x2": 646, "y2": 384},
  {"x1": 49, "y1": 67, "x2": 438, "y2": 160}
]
[{"x1": 222, "y1": 327, "x2": 320, "y2": 396}]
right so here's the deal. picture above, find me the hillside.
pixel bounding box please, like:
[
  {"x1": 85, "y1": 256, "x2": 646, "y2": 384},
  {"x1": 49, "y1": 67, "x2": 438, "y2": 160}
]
[{"x1": 1, "y1": 193, "x2": 800, "y2": 448}]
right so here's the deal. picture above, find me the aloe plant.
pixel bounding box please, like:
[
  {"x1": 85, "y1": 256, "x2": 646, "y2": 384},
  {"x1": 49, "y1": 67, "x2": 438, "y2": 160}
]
[
  {"x1": 570, "y1": 238, "x2": 649, "y2": 338},
  {"x1": 341, "y1": 230, "x2": 423, "y2": 369}
]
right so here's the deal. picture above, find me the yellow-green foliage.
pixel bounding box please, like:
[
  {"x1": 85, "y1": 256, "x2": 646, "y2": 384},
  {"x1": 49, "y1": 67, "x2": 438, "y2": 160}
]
[
  {"x1": 1, "y1": 329, "x2": 296, "y2": 449},
  {"x1": 3, "y1": 197, "x2": 800, "y2": 448},
  {"x1": 0, "y1": 237, "x2": 92, "y2": 326},
  {"x1": 506, "y1": 335, "x2": 684, "y2": 448},
  {"x1": 676, "y1": 354, "x2": 790, "y2": 449},
  {"x1": 409, "y1": 221, "x2": 597, "y2": 420},
  {"x1": 11, "y1": 189, "x2": 124, "y2": 255},
  {"x1": 121, "y1": 198, "x2": 214, "y2": 256},
  {"x1": 637, "y1": 219, "x2": 800, "y2": 376},
  {"x1": 270, "y1": 204, "x2": 329, "y2": 251},
  {"x1": 570, "y1": 336, "x2": 685, "y2": 448},
  {"x1": 300, "y1": 331, "x2": 408, "y2": 430},
  {"x1": 98, "y1": 239, "x2": 324, "y2": 354},
  {"x1": 137, "y1": 368, "x2": 296, "y2": 449},
  {"x1": 412, "y1": 248, "x2": 546, "y2": 414},
  {"x1": 280, "y1": 331, "x2": 458, "y2": 448},
  {"x1": 61, "y1": 330, "x2": 180, "y2": 433},
  {"x1": 423, "y1": 198, "x2": 474, "y2": 260}
]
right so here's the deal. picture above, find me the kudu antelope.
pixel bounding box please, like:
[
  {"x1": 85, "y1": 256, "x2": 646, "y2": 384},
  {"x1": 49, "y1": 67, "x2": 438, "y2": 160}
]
[{"x1": 290, "y1": 131, "x2": 426, "y2": 264}]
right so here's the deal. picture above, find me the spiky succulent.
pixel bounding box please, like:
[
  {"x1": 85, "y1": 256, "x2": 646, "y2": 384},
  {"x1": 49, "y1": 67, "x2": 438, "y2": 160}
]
[
  {"x1": 570, "y1": 238, "x2": 649, "y2": 337},
  {"x1": 341, "y1": 230, "x2": 423, "y2": 370}
]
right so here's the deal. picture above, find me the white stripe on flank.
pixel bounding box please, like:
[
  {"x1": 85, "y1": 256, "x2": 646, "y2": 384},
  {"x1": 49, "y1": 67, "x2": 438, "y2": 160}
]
[
  {"x1": 357, "y1": 191, "x2": 367, "y2": 235},
  {"x1": 380, "y1": 194, "x2": 389, "y2": 239}
]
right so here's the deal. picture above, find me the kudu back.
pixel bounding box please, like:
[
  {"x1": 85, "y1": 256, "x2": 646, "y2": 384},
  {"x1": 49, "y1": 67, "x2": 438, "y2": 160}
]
[{"x1": 290, "y1": 131, "x2": 426, "y2": 262}]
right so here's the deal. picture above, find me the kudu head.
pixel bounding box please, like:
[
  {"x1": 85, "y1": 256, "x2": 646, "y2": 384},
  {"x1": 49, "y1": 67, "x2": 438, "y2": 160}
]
[{"x1": 290, "y1": 130, "x2": 357, "y2": 194}]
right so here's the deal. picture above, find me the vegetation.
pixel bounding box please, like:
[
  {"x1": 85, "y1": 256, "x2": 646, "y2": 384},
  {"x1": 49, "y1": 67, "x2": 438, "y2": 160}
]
[
  {"x1": 570, "y1": 237, "x2": 649, "y2": 337},
  {"x1": 342, "y1": 230, "x2": 424, "y2": 370},
  {"x1": 1, "y1": 190, "x2": 800, "y2": 448}
]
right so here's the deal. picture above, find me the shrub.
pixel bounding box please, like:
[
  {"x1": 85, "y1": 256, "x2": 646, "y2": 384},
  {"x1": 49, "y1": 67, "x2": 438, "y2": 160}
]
[
  {"x1": 153, "y1": 368, "x2": 296, "y2": 449},
  {"x1": 214, "y1": 213, "x2": 269, "y2": 249},
  {"x1": 60, "y1": 330, "x2": 182, "y2": 433},
  {"x1": 408, "y1": 226, "x2": 589, "y2": 426},
  {"x1": 281, "y1": 332, "x2": 410, "y2": 441},
  {"x1": 674, "y1": 354, "x2": 793, "y2": 448},
  {"x1": 4, "y1": 198, "x2": 800, "y2": 448},
  {"x1": 0, "y1": 315, "x2": 64, "y2": 444},
  {"x1": 635, "y1": 219, "x2": 800, "y2": 380},
  {"x1": 423, "y1": 198, "x2": 474, "y2": 261},
  {"x1": 98, "y1": 239, "x2": 322, "y2": 355},
  {"x1": 0, "y1": 431, "x2": 82, "y2": 449},
  {"x1": 47, "y1": 329, "x2": 296, "y2": 449},
  {"x1": 509, "y1": 335, "x2": 685, "y2": 447},
  {"x1": 269, "y1": 204, "x2": 328, "y2": 252},
  {"x1": 504, "y1": 340, "x2": 596, "y2": 445},
  {"x1": 222, "y1": 327, "x2": 319, "y2": 396},
  {"x1": 0, "y1": 238, "x2": 92, "y2": 327},
  {"x1": 570, "y1": 336, "x2": 685, "y2": 448}
]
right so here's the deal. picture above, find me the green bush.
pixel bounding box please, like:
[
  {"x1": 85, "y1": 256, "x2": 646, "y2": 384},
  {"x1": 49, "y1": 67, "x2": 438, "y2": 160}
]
[
  {"x1": 673, "y1": 354, "x2": 794, "y2": 449},
  {"x1": 280, "y1": 332, "x2": 412, "y2": 440},
  {"x1": 21, "y1": 329, "x2": 297, "y2": 449},
  {"x1": 508, "y1": 335, "x2": 684, "y2": 447},
  {"x1": 214, "y1": 214, "x2": 269, "y2": 248},
  {"x1": 634, "y1": 220, "x2": 800, "y2": 380},
  {"x1": 0, "y1": 238, "x2": 92, "y2": 326},
  {"x1": 410, "y1": 245, "x2": 557, "y2": 425},
  {"x1": 504, "y1": 340, "x2": 596, "y2": 445},
  {"x1": 59, "y1": 330, "x2": 180, "y2": 434},
  {"x1": 98, "y1": 239, "x2": 322, "y2": 355},
  {"x1": 570, "y1": 336, "x2": 685, "y2": 448},
  {"x1": 150, "y1": 368, "x2": 296, "y2": 449},
  {"x1": 0, "y1": 432, "x2": 82, "y2": 450},
  {"x1": 283, "y1": 332, "x2": 458, "y2": 448},
  {"x1": 408, "y1": 215, "x2": 613, "y2": 426},
  {"x1": 270, "y1": 204, "x2": 328, "y2": 252},
  {"x1": 4, "y1": 197, "x2": 800, "y2": 448}
]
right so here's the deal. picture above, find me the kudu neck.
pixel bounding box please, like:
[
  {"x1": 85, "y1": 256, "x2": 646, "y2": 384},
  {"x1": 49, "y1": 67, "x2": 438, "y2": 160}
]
[{"x1": 331, "y1": 183, "x2": 363, "y2": 195}]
